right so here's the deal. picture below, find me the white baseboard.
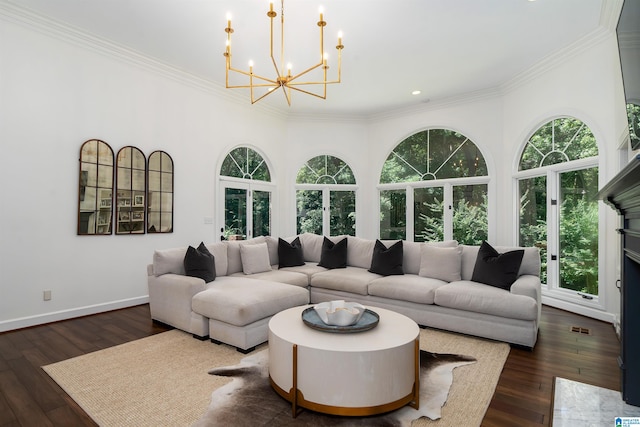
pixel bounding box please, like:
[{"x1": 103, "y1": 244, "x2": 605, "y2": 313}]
[
  {"x1": 541, "y1": 296, "x2": 617, "y2": 324},
  {"x1": 0, "y1": 296, "x2": 150, "y2": 333}
]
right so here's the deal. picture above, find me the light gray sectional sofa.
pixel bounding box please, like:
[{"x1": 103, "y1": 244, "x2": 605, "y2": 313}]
[{"x1": 147, "y1": 233, "x2": 541, "y2": 353}]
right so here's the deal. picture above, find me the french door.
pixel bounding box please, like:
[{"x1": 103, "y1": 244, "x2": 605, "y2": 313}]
[
  {"x1": 221, "y1": 181, "x2": 272, "y2": 240},
  {"x1": 518, "y1": 165, "x2": 599, "y2": 298}
]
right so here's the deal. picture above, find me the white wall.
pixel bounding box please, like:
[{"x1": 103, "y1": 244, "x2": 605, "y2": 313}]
[
  {"x1": 0, "y1": 18, "x2": 287, "y2": 330},
  {"x1": 0, "y1": 11, "x2": 628, "y2": 330}
]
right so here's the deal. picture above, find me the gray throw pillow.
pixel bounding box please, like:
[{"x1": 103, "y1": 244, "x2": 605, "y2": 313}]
[
  {"x1": 240, "y1": 242, "x2": 272, "y2": 274},
  {"x1": 419, "y1": 244, "x2": 462, "y2": 282}
]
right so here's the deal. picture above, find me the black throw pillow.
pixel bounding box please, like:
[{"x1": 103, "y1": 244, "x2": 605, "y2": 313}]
[
  {"x1": 471, "y1": 241, "x2": 524, "y2": 290},
  {"x1": 368, "y1": 240, "x2": 404, "y2": 276},
  {"x1": 278, "y1": 237, "x2": 305, "y2": 268},
  {"x1": 318, "y1": 237, "x2": 347, "y2": 269},
  {"x1": 184, "y1": 242, "x2": 216, "y2": 282}
]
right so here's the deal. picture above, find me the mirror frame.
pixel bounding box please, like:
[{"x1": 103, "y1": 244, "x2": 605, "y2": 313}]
[
  {"x1": 78, "y1": 139, "x2": 114, "y2": 235},
  {"x1": 147, "y1": 150, "x2": 174, "y2": 233},
  {"x1": 115, "y1": 146, "x2": 146, "y2": 234}
]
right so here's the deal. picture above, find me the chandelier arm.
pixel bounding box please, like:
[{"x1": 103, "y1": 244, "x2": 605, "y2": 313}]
[
  {"x1": 281, "y1": 84, "x2": 292, "y2": 106},
  {"x1": 289, "y1": 62, "x2": 323, "y2": 82},
  {"x1": 280, "y1": 0, "x2": 285, "y2": 78},
  {"x1": 251, "y1": 85, "x2": 281, "y2": 104},
  {"x1": 284, "y1": 85, "x2": 327, "y2": 100},
  {"x1": 287, "y1": 80, "x2": 341, "y2": 86},
  {"x1": 228, "y1": 67, "x2": 279, "y2": 85}
]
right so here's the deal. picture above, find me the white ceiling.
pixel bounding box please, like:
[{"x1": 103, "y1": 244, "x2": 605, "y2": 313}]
[{"x1": 4, "y1": 0, "x2": 611, "y2": 116}]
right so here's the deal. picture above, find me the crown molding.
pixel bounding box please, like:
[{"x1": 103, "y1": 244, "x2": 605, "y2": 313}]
[
  {"x1": 0, "y1": 1, "x2": 287, "y2": 120},
  {"x1": 600, "y1": 0, "x2": 624, "y2": 31},
  {"x1": 499, "y1": 26, "x2": 613, "y2": 95},
  {"x1": 366, "y1": 87, "x2": 502, "y2": 123}
]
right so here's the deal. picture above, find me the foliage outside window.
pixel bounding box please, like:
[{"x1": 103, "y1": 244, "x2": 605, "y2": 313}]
[
  {"x1": 627, "y1": 103, "x2": 640, "y2": 150},
  {"x1": 380, "y1": 129, "x2": 488, "y2": 244},
  {"x1": 519, "y1": 117, "x2": 597, "y2": 171},
  {"x1": 380, "y1": 129, "x2": 487, "y2": 183},
  {"x1": 296, "y1": 155, "x2": 356, "y2": 236},
  {"x1": 517, "y1": 117, "x2": 598, "y2": 295},
  {"x1": 220, "y1": 147, "x2": 272, "y2": 240},
  {"x1": 221, "y1": 147, "x2": 271, "y2": 181}
]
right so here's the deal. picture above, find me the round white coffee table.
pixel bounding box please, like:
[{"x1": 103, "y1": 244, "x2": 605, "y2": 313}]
[{"x1": 268, "y1": 305, "x2": 420, "y2": 417}]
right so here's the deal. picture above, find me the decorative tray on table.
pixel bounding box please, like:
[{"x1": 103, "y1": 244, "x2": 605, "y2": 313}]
[{"x1": 301, "y1": 301, "x2": 379, "y2": 333}]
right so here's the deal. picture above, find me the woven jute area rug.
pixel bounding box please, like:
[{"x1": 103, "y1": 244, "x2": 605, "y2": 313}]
[{"x1": 43, "y1": 327, "x2": 509, "y2": 427}]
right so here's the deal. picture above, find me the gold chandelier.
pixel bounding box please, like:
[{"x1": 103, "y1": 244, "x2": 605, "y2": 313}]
[{"x1": 224, "y1": 0, "x2": 344, "y2": 106}]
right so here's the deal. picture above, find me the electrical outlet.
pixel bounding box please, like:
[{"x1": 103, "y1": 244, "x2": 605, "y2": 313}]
[{"x1": 43, "y1": 290, "x2": 51, "y2": 301}]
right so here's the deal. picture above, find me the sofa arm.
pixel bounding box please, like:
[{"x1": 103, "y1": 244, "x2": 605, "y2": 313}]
[
  {"x1": 511, "y1": 274, "x2": 542, "y2": 321},
  {"x1": 148, "y1": 273, "x2": 207, "y2": 334}
]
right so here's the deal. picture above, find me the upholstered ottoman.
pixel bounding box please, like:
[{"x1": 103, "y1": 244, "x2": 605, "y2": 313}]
[{"x1": 191, "y1": 276, "x2": 309, "y2": 353}]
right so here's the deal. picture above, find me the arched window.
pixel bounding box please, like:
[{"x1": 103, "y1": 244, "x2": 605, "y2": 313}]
[
  {"x1": 78, "y1": 139, "x2": 114, "y2": 235},
  {"x1": 296, "y1": 155, "x2": 356, "y2": 236},
  {"x1": 219, "y1": 146, "x2": 273, "y2": 240},
  {"x1": 379, "y1": 129, "x2": 488, "y2": 244},
  {"x1": 516, "y1": 116, "x2": 598, "y2": 299},
  {"x1": 116, "y1": 146, "x2": 146, "y2": 234},
  {"x1": 220, "y1": 146, "x2": 271, "y2": 181},
  {"x1": 147, "y1": 151, "x2": 174, "y2": 233}
]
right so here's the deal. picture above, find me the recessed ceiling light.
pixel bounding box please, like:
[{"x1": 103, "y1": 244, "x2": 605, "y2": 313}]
[{"x1": 411, "y1": 90, "x2": 421, "y2": 96}]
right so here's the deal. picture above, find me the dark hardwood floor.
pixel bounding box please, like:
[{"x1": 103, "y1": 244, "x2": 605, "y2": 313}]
[{"x1": 0, "y1": 304, "x2": 620, "y2": 426}]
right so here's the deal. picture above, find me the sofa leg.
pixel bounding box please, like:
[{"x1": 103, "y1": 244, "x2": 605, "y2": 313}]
[
  {"x1": 192, "y1": 334, "x2": 208, "y2": 341},
  {"x1": 236, "y1": 346, "x2": 256, "y2": 354},
  {"x1": 210, "y1": 338, "x2": 222, "y2": 345}
]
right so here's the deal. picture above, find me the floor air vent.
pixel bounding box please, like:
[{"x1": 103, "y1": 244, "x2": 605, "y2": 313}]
[{"x1": 570, "y1": 326, "x2": 591, "y2": 335}]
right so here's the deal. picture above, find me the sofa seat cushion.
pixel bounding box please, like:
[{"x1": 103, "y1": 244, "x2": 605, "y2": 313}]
[
  {"x1": 229, "y1": 269, "x2": 309, "y2": 287},
  {"x1": 192, "y1": 277, "x2": 309, "y2": 327},
  {"x1": 279, "y1": 262, "x2": 327, "y2": 282},
  {"x1": 433, "y1": 280, "x2": 537, "y2": 321},
  {"x1": 311, "y1": 267, "x2": 381, "y2": 295},
  {"x1": 368, "y1": 274, "x2": 446, "y2": 304}
]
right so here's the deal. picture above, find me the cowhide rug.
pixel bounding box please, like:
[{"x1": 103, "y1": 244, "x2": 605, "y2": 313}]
[{"x1": 193, "y1": 349, "x2": 475, "y2": 427}]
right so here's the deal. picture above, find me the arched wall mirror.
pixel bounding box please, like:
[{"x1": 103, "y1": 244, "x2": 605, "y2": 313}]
[
  {"x1": 116, "y1": 146, "x2": 146, "y2": 234},
  {"x1": 147, "y1": 150, "x2": 174, "y2": 233},
  {"x1": 78, "y1": 139, "x2": 114, "y2": 235}
]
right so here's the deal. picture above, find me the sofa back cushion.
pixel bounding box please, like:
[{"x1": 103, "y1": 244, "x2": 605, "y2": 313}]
[
  {"x1": 347, "y1": 236, "x2": 375, "y2": 269},
  {"x1": 205, "y1": 242, "x2": 229, "y2": 277},
  {"x1": 297, "y1": 233, "x2": 324, "y2": 262},
  {"x1": 460, "y1": 244, "x2": 540, "y2": 281}
]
